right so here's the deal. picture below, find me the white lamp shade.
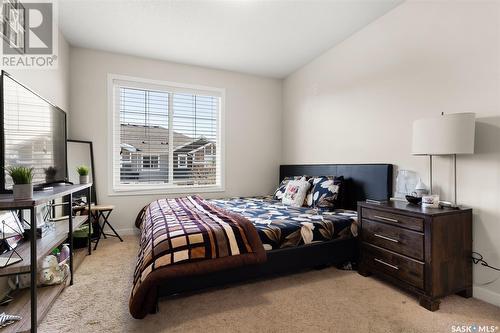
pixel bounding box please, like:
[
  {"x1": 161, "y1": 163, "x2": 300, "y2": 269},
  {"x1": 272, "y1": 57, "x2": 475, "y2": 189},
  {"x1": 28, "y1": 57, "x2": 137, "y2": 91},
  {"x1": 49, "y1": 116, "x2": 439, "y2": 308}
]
[{"x1": 412, "y1": 113, "x2": 475, "y2": 155}]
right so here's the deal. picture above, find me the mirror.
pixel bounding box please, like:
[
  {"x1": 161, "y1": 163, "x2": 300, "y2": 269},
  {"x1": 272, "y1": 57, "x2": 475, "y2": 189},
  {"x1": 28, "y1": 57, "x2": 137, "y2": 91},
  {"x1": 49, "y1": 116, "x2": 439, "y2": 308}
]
[{"x1": 67, "y1": 140, "x2": 97, "y2": 204}]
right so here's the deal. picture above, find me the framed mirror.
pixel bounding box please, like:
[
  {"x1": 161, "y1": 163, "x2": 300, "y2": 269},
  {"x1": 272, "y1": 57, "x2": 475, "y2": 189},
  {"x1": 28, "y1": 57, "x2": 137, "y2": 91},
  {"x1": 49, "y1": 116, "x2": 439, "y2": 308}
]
[{"x1": 67, "y1": 140, "x2": 97, "y2": 204}]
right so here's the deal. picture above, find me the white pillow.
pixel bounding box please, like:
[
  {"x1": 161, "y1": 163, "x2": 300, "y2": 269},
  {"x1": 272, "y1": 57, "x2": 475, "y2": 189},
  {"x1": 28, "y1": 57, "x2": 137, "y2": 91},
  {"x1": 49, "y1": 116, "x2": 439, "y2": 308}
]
[{"x1": 282, "y1": 179, "x2": 311, "y2": 207}]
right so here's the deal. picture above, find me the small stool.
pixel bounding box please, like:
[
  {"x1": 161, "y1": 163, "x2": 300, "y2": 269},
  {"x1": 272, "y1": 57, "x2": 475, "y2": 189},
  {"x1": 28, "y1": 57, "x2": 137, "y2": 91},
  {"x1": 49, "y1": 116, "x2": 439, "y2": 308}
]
[{"x1": 87, "y1": 205, "x2": 123, "y2": 250}]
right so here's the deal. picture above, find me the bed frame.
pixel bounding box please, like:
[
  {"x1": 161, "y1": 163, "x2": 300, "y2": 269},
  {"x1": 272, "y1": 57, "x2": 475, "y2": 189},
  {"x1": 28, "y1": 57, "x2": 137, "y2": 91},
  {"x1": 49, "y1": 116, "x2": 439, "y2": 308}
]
[{"x1": 155, "y1": 163, "x2": 393, "y2": 305}]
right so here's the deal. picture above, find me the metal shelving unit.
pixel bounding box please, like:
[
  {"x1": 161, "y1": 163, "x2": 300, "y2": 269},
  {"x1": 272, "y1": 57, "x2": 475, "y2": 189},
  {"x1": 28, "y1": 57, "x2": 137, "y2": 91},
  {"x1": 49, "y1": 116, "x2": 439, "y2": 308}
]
[{"x1": 0, "y1": 183, "x2": 92, "y2": 333}]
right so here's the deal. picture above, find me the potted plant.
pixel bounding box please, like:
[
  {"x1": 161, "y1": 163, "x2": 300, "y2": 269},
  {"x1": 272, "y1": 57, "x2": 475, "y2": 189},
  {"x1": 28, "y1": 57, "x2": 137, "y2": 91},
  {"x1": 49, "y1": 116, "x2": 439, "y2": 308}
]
[
  {"x1": 6, "y1": 166, "x2": 34, "y2": 200},
  {"x1": 44, "y1": 166, "x2": 57, "y2": 183},
  {"x1": 76, "y1": 165, "x2": 90, "y2": 184}
]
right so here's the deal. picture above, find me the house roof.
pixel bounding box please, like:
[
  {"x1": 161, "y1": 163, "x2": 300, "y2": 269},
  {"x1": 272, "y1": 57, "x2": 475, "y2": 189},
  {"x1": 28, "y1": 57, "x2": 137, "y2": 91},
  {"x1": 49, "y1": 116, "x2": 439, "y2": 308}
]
[
  {"x1": 174, "y1": 137, "x2": 215, "y2": 154},
  {"x1": 120, "y1": 124, "x2": 215, "y2": 154},
  {"x1": 121, "y1": 143, "x2": 140, "y2": 152},
  {"x1": 120, "y1": 123, "x2": 191, "y2": 153}
]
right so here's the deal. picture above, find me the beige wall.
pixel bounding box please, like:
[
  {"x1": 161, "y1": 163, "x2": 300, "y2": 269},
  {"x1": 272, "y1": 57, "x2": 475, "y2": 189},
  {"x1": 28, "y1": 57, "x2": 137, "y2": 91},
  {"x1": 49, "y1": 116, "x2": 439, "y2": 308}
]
[
  {"x1": 282, "y1": 1, "x2": 500, "y2": 305},
  {"x1": 6, "y1": 32, "x2": 70, "y2": 110},
  {"x1": 69, "y1": 48, "x2": 282, "y2": 234}
]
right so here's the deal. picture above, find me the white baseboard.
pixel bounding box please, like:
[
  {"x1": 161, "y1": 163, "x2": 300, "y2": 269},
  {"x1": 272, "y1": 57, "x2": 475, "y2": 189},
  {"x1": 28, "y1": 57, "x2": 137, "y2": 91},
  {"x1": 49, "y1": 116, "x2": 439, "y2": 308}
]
[{"x1": 474, "y1": 286, "x2": 500, "y2": 307}]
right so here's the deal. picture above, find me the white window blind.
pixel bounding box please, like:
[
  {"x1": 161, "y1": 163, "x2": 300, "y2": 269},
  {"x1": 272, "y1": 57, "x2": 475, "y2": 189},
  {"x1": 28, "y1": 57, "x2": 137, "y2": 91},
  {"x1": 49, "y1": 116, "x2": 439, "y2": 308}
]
[{"x1": 110, "y1": 76, "x2": 223, "y2": 193}]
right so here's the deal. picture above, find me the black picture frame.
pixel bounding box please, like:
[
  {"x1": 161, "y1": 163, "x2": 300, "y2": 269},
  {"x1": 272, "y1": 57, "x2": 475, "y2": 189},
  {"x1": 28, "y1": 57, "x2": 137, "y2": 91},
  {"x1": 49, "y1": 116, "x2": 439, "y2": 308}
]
[{"x1": 66, "y1": 139, "x2": 97, "y2": 205}]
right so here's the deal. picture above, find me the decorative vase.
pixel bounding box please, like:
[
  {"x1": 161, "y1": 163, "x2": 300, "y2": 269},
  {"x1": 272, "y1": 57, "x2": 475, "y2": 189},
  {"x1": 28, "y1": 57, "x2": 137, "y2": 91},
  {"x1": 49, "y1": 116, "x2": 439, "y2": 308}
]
[
  {"x1": 59, "y1": 244, "x2": 70, "y2": 263},
  {"x1": 13, "y1": 183, "x2": 33, "y2": 200},
  {"x1": 414, "y1": 178, "x2": 428, "y2": 198},
  {"x1": 79, "y1": 175, "x2": 89, "y2": 184}
]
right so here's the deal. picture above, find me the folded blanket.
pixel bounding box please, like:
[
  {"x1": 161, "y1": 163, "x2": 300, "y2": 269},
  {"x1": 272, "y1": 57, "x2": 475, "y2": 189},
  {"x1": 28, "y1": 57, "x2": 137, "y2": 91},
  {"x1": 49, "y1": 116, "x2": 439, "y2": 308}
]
[{"x1": 130, "y1": 195, "x2": 266, "y2": 319}]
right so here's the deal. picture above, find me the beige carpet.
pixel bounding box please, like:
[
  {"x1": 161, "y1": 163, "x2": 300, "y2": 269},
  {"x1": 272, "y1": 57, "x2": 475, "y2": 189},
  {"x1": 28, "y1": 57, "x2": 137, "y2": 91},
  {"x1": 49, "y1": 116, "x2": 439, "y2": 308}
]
[{"x1": 39, "y1": 235, "x2": 500, "y2": 333}]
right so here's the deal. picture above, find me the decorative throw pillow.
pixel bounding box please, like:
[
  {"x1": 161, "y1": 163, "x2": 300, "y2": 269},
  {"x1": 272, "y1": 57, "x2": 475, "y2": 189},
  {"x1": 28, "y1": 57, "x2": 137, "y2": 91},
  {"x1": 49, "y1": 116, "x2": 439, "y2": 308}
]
[
  {"x1": 273, "y1": 176, "x2": 309, "y2": 200},
  {"x1": 272, "y1": 178, "x2": 292, "y2": 200},
  {"x1": 282, "y1": 179, "x2": 311, "y2": 207},
  {"x1": 306, "y1": 176, "x2": 344, "y2": 210}
]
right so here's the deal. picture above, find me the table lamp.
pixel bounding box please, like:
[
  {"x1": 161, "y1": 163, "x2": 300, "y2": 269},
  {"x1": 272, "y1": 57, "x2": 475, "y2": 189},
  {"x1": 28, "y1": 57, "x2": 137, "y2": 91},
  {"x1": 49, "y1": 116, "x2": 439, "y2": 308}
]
[{"x1": 412, "y1": 113, "x2": 475, "y2": 207}]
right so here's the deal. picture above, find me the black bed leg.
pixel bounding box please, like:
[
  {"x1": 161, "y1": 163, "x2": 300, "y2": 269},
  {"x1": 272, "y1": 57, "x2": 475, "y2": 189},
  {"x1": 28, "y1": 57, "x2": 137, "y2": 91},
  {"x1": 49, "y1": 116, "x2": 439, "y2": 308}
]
[{"x1": 149, "y1": 299, "x2": 159, "y2": 314}]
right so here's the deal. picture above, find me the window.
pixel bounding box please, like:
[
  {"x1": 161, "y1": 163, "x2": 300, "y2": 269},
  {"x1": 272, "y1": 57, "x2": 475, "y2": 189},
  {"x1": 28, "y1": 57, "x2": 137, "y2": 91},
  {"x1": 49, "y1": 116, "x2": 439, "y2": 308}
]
[
  {"x1": 142, "y1": 155, "x2": 159, "y2": 170},
  {"x1": 177, "y1": 154, "x2": 188, "y2": 168},
  {"x1": 204, "y1": 144, "x2": 216, "y2": 165},
  {"x1": 121, "y1": 152, "x2": 131, "y2": 164},
  {"x1": 109, "y1": 75, "x2": 224, "y2": 194},
  {"x1": 205, "y1": 154, "x2": 216, "y2": 165}
]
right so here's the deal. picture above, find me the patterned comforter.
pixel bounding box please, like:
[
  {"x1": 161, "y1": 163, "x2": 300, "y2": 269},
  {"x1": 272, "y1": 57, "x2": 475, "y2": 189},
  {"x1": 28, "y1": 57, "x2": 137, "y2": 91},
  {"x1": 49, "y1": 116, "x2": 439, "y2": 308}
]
[
  {"x1": 130, "y1": 196, "x2": 266, "y2": 319},
  {"x1": 210, "y1": 197, "x2": 358, "y2": 250}
]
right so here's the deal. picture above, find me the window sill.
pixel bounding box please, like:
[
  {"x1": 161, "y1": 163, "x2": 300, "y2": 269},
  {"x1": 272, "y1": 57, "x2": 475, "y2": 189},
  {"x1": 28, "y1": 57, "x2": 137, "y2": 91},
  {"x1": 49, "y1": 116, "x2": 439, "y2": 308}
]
[{"x1": 108, "y1": 185, "x2": 225, "y2": 197}]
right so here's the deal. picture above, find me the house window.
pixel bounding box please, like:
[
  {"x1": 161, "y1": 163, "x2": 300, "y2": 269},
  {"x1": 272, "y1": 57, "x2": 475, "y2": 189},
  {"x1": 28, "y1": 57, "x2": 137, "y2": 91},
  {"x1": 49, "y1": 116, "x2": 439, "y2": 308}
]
[
  {"x1": 205, "y1": 154, "x2": 216, "y2": 165},
  {"x1": 201, "y1": 144, "x2": 214, "y2": 164},
  {"x1": 121, "y1": 152, "x2": 131, "y2": 165},
  {"x1": 178, "y1": 154, "x2": 188, "y2": 168},
  {"x1": 142, "y1": 155, "x2": 159, "y2": 170},
  {"x1": 109, "y1": 75, "x2": 224, "y2": 194}
]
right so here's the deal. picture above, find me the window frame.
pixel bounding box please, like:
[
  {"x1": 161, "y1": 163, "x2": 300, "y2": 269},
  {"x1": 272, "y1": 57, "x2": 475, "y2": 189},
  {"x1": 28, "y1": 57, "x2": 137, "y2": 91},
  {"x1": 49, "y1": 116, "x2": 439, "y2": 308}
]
[{"x1": 107, "y1": 74, "x2": 225, "y2": 196}]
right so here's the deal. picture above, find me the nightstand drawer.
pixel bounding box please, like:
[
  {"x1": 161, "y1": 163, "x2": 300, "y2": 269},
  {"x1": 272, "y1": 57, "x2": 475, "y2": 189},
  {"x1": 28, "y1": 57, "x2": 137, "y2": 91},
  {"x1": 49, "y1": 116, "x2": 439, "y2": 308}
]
[
  {"x1": 361, "y1": 219, "x2": 424, "y2": 260},
  {"x1": 362, "y1": 207, "x2": 423, "y2": 232},
  {"x1": 362, "y1": 243, "x2": 424, "y2": 290}
]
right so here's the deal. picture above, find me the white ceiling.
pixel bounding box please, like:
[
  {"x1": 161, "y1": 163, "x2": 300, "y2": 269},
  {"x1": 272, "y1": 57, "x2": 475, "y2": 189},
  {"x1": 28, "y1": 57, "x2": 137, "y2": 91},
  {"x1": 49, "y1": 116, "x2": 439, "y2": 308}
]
[{"x1": 59, "y1": 0, "x2": 402, "y2": 78}]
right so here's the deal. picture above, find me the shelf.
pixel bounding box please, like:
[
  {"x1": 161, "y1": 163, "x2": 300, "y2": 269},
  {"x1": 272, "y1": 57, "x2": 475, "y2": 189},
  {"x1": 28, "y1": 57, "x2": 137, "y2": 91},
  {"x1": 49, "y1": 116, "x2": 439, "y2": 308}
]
[
  {"x1": 0, "y1": 248, "x2": 89, "y2": 333},
  {"x1": 0, "y1": 184, "x2": 93, "y2": 333},
  {"x1": 0, "y1": 215, "x2": 89, "y2": 276},
  {"x1": 0, "y1": 183, "x2": 92, "y2": 209}
]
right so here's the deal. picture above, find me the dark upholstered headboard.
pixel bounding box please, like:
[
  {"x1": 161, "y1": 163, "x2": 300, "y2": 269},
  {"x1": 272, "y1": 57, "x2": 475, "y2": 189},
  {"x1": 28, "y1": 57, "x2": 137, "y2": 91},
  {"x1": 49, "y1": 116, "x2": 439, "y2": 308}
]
[{"x1": 279, "y1": 164, "x2": 393, "y2": 210}]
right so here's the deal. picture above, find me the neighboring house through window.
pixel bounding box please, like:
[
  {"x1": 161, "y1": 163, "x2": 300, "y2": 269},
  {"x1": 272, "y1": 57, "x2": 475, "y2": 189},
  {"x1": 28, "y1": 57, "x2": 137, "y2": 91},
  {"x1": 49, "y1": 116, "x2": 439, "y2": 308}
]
[{"x1": 109, "y1": 74, "x2": 224, "y2": 194}]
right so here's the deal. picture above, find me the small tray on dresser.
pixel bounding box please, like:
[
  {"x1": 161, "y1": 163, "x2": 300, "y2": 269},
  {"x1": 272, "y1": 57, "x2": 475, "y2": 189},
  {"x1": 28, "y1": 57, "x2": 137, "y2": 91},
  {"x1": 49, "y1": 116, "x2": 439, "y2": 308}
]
[{"x1": 357, "y1": 201, "x2": 472, "y2": 311}]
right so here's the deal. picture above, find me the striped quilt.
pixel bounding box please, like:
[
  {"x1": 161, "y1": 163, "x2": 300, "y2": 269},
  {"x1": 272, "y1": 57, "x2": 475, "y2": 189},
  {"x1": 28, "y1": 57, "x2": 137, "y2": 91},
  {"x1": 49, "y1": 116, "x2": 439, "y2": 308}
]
[{"x1": 129, "y1": 195, "x2": 266, "y2": 319}]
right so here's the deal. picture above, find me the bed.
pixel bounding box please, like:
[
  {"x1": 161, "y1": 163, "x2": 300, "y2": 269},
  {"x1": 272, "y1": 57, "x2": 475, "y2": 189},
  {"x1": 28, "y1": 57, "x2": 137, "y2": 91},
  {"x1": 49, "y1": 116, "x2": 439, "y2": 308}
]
[
  {"x1": 130, "y1": 163, "x2": 393, "y2": 319},
  {"x1": 209, "y1": 196, "x2": 358, "y2": 250}
]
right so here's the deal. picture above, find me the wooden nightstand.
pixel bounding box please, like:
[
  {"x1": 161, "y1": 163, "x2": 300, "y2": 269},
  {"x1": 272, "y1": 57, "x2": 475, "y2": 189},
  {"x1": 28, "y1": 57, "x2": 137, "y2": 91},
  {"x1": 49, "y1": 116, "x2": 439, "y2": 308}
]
[{"x1": 357, "y1": 201, "x2": 472, "y2": 311}]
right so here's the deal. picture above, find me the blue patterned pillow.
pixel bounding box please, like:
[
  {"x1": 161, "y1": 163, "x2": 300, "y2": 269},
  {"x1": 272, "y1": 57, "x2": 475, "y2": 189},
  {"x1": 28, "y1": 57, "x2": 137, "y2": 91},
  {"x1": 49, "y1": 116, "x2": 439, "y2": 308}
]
[{"x1": 306, "y1": 176, "x2": 344, "y2": 209}]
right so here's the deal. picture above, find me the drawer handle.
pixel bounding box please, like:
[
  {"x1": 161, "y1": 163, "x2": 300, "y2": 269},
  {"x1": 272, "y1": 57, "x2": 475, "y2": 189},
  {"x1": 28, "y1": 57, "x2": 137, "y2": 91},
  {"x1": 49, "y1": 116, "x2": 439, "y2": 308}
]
[
  {"x1": 373, "y1": 215, "x2": 399, "y2": 223},
  {"x1": 374, "y1": 258, "x2": 399, "y2": 270},
  {"x1": 374, "y1": 233, "x2": 400, "y2": 243}
]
